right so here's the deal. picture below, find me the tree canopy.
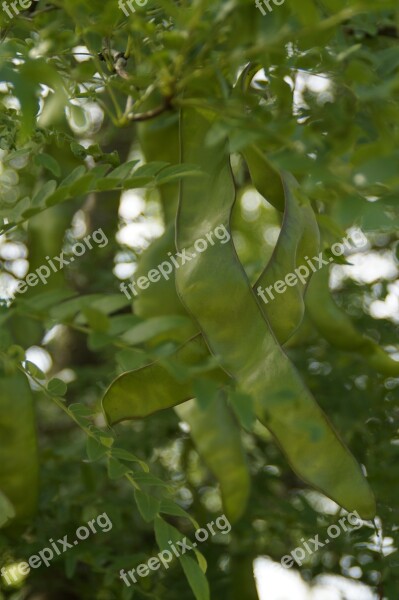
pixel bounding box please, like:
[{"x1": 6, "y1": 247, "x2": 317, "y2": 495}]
[{"x1": 0, "y1": 1, "x2": 398, "y2": 599}]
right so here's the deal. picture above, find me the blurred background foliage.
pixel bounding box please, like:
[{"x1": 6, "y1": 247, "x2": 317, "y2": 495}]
[{"x1": 0, "y1": 0, "x2": 398, "y2": 598}]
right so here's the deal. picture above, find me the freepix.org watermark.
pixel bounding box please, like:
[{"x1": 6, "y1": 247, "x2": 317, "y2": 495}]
[
  {"x1": 1, "y1": 0, "x2": 38, "y2": 20},
  {"x1": 118, "y1": 0, "x2": 148, "y2": 16},
  {"x1": 120, "y1": 224, "x2": 231, "y2": 300},
  {"x1": 1, "y1": 512, "x2": 113, "y2": 584},
  {"x1": 256, "y1": 229, "x2": 367, "y2": 306},
  {"x1": 255, "y1": 0, "x2": 286, "y2": 16},
  {"x1": 281, "y1": 510, "x2": 363, "y2": 569},
  {"x1": 120, "y1": 514, "x2": 231, "y2": 587},
  {"x1": 3, "y1": 228, "x2": 108, "y2": 304}
]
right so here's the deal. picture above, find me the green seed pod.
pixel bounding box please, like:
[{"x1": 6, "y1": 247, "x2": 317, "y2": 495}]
[
  {"x1": 306, "y1": 267, "x2": 399, "y2": 377},
  {"x1": 176, "y1": 397, "x2": 250, "y2": 523},
  {"x1": 174, "y1": 100, "x2": 375, "y2": 519},
  {"x1": 0, "y1": 368, "x2": 39, "y2": 526}
]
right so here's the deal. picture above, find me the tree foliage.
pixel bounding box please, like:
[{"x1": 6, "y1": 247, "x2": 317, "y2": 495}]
[{"x1": 0, "y1": 0, "x2": 398, "y2": 599}]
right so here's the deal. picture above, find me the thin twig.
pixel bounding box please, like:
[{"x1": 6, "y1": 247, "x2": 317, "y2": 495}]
[{"x1": 124, "y1": 99, "x2": 172, "y2": 124}]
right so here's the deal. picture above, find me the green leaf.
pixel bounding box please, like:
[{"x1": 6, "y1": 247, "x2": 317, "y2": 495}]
[
  {"x1": 133, "y1": 472, "x2": 172, "y2": 489},
  {"x1": 31, "y1": 180, "x2": 57, "y2": 207},
  {"x1": 111, "y1": 448, "x2": 149, "y2": 472},
  {"x1": 7, "y1": 345, "x2": 25, "y2": 362},
  {"x1": 180, "y1": 555, "x2": 210, "y2": 600},
  {"x1": 134, "y1": 489, "x2": 160, "y2": 522},
  {"x1": 82, "y1": 307, "x2": 110, "y2": 333},
  {"x1": 47, "y1": 378, "x2": 67, "y2": 397},
  {"x1": 121, "y1": 316, "x2": 192, "y2": 345},
  {"x1": 21, "y1": 289, "x2": 76, "y2": 311},
  {"x1": 156, "y1": 163, "x2": 203, "y2": 184},
  {"x1": 133, "y1": 162, "x2": 169, "y2": 177},
  {"x1": 25, "y1": 360, "x2": 45, "y2": 380},
  {"x1": 34, "y1": 153, "x2": 61, "y2": 177},
  {"x1": 87, "y1": 332, "x2": 111, "y2": 351},
  {"x1": 154, "y1": 517, "x2": 209, "y2": 600},
  {"x1": 154, "y1": 515, "x2": 182, "y2": 557},
  {"x1": 68, "y1": 172, "x2": 97, "y2": 196},
  {"x1": 107, "y1": 315, "x2": 142, "y2": 336},
  {"x1": 59, "y1": 166, "x2": 86, "y2": 188},
  {"x1": 95, "y1": 178, "x2": 121, "y2": 191},
  {"x1": 159, "y1": 499, "x2": 199, "y2": 528},
  {"x1": 107, "y1": 457, "x2": 132, "y2": 480},
  {"x1": 69, "y1": 403, "x2": 92, "y2": 427},
  {"x1": 49, "y1": 294, "x2": 105, "y2": 320},
  {"x1": 115, "y1": 348, "x2": 148, "y2": 371},
  {"x1": 108, "y1": 160, "x2": 140, "y2": 180},
  {"x1": 86, "y1": 436, "x2": 108, "y2": 462},
  {"x1": 45, "y1": 186, "x2": 70, "y2": 207}
]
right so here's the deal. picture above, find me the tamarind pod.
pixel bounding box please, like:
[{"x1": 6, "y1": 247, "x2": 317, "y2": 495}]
[
  {"x1": 176, "y1": 397, "x2": 250, "y2": 523},
  {"x1": 306, "y1": 267, "x2": 399, "y2": 376},
  {"x1": 0, "y1": 369, "x2": 39, "y2": 526},
  {"x1": 174, "y1": 101, "x2": 375, "y2": 519}
]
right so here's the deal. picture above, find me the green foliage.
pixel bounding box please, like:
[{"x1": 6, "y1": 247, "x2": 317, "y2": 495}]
[{"x1": 0, "y1": 0, "x2": 398, "y2": 598}]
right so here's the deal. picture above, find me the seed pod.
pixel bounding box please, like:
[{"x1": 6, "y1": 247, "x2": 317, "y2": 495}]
[
  {"x1": 254, "y1": 169, "x2": 319, "y2": 343},
  {"x1": 306, "y1": 267, "x2": 399, "y2": 376},
  {"x1": 0, "y1": 368, "x2": 39, "y2": 526},
  {"x1": 174, "y1": 102, "x2": 375, "y2": 519},
  {"x1": 176, "y1": 397, "x2": 251, "y2": 523}
]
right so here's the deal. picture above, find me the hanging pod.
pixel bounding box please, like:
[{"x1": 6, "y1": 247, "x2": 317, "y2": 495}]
[
  {"x1": 0, "y1": 368, "x2": 39, "y2": 527},
  {"x1": 103, "y1": 97, "x2": 376, "y2": 520},
  {"x1": 103, "y1": 161, "x2": 321, "y2": 425},
  {"x1": 306, "y1": 267, "x2": 399, "y2": 377},
  {"x1": 174, "y1": 98, "x2": 375, "y2": 520},
  {"x1": 106, "y1": 113, "x2": 250, "y2": 523},
  {"x1": 252, "y1": 168, "x2": 319, "y2": 344}
]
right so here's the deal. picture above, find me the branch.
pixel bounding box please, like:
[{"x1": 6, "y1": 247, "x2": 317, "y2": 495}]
[{"x1": 124, "y1": 99, "x2": 172, "y2": 123}]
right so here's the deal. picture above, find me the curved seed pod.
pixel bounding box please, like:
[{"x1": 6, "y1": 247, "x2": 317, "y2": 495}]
[
  {"x1": 138, "y1": 106, "x2": 180, "y2": 224},
  {"x1": 104, "y1": 105, "x2": 375, "y2": 518},
  {"x1": 110, "y1": 114, "x2": 251, "y2": 522},
  {"x1": 176, "y1": 397, "x2": 251, "y2": 523},
  {"x1": 103, "y1": 335, "x2": 225, "y2": 424},
  {"x1": 175, "y1": 102, "x2": 375, "y2": 519},
  {"x1": 306, "y1": 267, "x2": 399, "y2": 376},
  {"x1": 131, "y1": 222, "x2": 199, "y2": 346},
  {"x1": 254, "y1": 171, "x2": 319, "y2": 343},
  {"x1": 103, "y1": 171, "x2": 313, "y2": 423},
  {"x1": 0, "y1": 368, "x2": 39, "y2": 526},
  {"x1": 241, "y1": 144, "x2": 285, "y2": 212},
  {"x1": 135, "y1": 114, "x2": 198, "y2": 344}
]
